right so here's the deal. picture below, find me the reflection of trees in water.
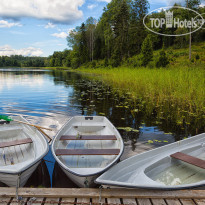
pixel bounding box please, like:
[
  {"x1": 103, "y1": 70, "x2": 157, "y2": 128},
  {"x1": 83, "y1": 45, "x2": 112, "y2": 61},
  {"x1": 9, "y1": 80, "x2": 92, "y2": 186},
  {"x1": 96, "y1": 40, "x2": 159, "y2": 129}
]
[
  {"x1": 52, "y1": 162, "x2": 78, "y2": 188},
  {"x1": 25, "y1": 160, "x2": 51, "y2": 188}
]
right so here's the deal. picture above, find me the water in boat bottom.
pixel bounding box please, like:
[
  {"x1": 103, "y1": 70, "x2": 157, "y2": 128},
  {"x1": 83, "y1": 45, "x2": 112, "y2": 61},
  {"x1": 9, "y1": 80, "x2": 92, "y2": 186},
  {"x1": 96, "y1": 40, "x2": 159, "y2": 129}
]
[{"x1": 151, "y1": 153, "x2": 205, "y2": 186}]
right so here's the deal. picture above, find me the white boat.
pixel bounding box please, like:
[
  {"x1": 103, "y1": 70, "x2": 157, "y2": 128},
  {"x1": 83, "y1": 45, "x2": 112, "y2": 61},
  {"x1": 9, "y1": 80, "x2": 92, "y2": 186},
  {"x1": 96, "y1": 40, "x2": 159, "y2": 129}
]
[
  {"x1": 0, "y1": 116, "x2": 49, "y2": 187},
  {"x1": 96, "y1": 133, "x2": 205, "y2": 190},
  {"x1": 51, "y1": 116, "x2": 124, "y2": 187}
]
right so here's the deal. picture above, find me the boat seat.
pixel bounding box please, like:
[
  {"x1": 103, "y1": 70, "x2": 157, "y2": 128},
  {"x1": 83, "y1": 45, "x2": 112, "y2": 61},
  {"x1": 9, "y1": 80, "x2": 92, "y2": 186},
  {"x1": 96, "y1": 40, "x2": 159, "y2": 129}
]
[
  {"x1": 55, "y1": 149, "x2": 120, "y2": 156},
  {"x1": 60, "y1": 135, "x2": 117, "y2": 140},
  {"x1": 0, "y1": 138, "x2": 33, "y2": 149},
  {"x1": 171, "y1": 152, "x2": 205, "y2": 169}
]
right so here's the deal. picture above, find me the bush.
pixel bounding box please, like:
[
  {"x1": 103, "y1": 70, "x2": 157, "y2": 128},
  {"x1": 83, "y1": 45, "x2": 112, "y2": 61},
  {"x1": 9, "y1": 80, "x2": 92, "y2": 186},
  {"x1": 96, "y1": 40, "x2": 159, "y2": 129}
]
[
  {"x1": 195, "y1": 54, "x2": 200, "y2": 60},
  {"x1": 156, "y1": 50, "x2": 169, "y2": 68}
]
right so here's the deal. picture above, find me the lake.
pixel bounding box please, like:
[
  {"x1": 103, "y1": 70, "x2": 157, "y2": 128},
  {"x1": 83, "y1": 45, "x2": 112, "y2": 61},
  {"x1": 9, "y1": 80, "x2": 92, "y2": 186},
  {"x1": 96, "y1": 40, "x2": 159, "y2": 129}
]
[{"x1": 0, "y1": 68, "x2": 203, "y2": 187}]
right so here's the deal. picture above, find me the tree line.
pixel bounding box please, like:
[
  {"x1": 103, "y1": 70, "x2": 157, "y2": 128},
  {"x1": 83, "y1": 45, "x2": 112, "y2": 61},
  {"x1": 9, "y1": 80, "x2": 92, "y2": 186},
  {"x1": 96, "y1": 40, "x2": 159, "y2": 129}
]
[
  {"x1": 0, "y1": 55, "x2": 46, "y2": 67},
  {"x1": 0, "y1": 0, "x2": 204, "y2": 69}
]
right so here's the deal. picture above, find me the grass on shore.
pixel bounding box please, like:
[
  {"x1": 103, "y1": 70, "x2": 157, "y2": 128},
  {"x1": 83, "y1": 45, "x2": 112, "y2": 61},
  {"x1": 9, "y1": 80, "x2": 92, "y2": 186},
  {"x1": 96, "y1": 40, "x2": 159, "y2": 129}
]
[{"x1": 76, "y1": 43, "x2": 205, "y2": 123}]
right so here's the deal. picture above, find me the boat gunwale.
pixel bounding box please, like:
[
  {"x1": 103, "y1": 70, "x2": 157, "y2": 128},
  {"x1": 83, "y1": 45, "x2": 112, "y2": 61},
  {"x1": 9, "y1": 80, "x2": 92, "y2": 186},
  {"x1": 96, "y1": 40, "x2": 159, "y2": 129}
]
[
  {"x1": 51, "y1": 116, "x2": 124, "y2": 177},
  {"x1": 0, "y1": 115, "x2": 49, "y2": 175}
]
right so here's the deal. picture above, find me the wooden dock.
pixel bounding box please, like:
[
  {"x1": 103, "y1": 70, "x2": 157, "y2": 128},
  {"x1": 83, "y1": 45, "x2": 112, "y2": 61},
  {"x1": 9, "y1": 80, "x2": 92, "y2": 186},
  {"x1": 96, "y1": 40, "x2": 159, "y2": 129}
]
[{"x1": 1, "y1": 188, "x2": 205, "y2": 204}]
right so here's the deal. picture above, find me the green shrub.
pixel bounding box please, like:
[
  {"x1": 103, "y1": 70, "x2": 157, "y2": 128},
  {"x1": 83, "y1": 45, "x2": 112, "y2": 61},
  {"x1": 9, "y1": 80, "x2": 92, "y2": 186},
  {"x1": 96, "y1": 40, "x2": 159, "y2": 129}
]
[{"x1": 156, "y1": 50, "x2": 169, "y2": 68}]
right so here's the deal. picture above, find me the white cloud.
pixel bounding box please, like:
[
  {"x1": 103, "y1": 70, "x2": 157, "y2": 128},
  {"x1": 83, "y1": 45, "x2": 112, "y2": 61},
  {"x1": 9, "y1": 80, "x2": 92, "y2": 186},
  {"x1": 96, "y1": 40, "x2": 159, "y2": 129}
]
[
  {"x1": 96, "y1": 0, "x2": 111, "y2": 3},
  {"x1": 45, "y1": 22, "x2": 56, "y2": 29},
  {"x1": 51, "y1": 32, "x2": 68, "y2": 39},
  {"x1": 0, "y1": 0, "x2": 84, "y2": 24},
  {"x1": 0, "y1": 20, "x2": 22, "y2": 28},
  {"x1": 51, "y1": 29, "x2": 72, "y2": 39},
  {"x1": 0, "y1": 45, "x2": 43, "y2": 56},
  {"x1": 88, "y1": 4, "x2": 97, "y2": 10}
]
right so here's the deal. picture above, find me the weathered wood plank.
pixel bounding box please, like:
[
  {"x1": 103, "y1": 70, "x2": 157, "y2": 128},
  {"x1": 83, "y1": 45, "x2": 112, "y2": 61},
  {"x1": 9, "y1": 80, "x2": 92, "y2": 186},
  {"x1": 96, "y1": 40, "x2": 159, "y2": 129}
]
[
  {"x1": 137, "y1": 198, "x2": 152, "y2": 205},
  {"x1": 151, "y1": 199, "x2": 167, "y2": 205},
  {"x1": 60, "y1": 135, "x2": 117, "y2": 140},
  {"x1": 180, "y1": 199, "x2": 196, "y2": 205},
  {"x1": 107, "y1": 198, "x2": 121, "y2": 204},
  {"x1": 61, "y1": 197, "x2": 75, "y2": 204},
  {"x1": 27, "y1": 197, "x2": 44, "y2": 205},
  {"x1": 0, "y1": 138, "x2": 32, "y2": 148},
  {"x1": 76, "y1": 198, "x2": 90, "y2": 205},
  {"x1": 194, "y1": 199, "x2": 205, "y2": 205},
  {"x1": 44, "y1": 197, "x2": 60, "y2": 205},
  {"x1": 10, "y1": 197, "x2": 28, "y2": 205},
  {"x1": 55, "y1": 149, "x2": 120, "y2": 156},
  {"x1": 123, "y1": 198, "x2": 137, "y2": 205},
  {"x1": 1, "y1": 188, "x2": 205, "y2": 199},
  {"x1": 0, "y1": 197, "x2": 12, "y2": 205},
  {"x1": 171, "y1": 152, "x2": 205, "y2": 169},
  {"x1": 92, "y1": 197, "x2": 106, "y2": 205},
  {"x1": 166, "y1": 199, "x2": 182, "y2": 205}
]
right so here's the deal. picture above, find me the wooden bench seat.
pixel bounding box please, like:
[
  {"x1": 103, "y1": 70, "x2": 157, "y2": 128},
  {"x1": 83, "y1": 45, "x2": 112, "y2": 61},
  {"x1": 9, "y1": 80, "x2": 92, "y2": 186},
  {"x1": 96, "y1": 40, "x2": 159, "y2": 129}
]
[
  {"x1": 60, "y1": 135, "x2": 117, "y2": 141},
  {"x1": 0, "y1": 138, "x2": 33, "y2": 149},
  {"x1": 171, "y1": 152, "x2": 205, "y2": 169},
  {"x1": 55, "y1": 149, "x2": 120, "y2": 156}
]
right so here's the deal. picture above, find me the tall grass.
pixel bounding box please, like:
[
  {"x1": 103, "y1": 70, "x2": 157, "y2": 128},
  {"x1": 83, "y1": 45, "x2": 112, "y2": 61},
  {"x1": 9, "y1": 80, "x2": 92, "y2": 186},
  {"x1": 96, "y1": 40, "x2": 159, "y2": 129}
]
[{"x1": 78, "y1": 66, "x2": 205, "y2": 121}]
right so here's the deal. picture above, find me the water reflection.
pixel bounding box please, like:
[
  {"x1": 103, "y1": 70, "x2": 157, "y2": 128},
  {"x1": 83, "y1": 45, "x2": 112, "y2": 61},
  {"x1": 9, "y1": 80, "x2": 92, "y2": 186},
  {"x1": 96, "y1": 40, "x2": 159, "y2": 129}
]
[{"x1": 0, "y1": 68, "x2": 204, "y2": 187}]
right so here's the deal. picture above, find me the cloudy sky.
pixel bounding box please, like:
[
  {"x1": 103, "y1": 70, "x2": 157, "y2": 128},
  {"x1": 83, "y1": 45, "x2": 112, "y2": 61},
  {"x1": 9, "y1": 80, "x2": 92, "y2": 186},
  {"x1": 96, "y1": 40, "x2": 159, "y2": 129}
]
[{"x1": 0, "y1": 0, "x2": 203, "y2": 57}]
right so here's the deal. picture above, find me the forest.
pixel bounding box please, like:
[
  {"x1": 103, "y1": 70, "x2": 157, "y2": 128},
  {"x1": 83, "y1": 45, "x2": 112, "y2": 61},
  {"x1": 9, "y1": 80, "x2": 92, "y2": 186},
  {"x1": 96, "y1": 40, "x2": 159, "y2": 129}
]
[{"x1": 0, "y1": 0, "x2": 204, "y2": 68}]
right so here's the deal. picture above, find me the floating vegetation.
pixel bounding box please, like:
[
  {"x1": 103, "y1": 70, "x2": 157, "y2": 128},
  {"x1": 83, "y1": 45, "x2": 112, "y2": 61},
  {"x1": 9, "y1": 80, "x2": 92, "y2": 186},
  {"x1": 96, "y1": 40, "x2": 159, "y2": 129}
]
[{"x1": 117, "y1": 127, "x2": 139, "y2": 132}]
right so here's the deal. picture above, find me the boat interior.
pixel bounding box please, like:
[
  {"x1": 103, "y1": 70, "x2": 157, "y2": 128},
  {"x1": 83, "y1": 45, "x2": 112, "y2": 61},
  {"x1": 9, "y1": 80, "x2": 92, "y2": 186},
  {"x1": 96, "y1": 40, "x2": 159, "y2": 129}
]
[
  {"x1": 55, "y1": 117, "x2": 122, "y2": 169},
  {"x1": 145, "y1": 144, "x2": 205, "y2": 186},
  {"x1": 0, "y1": 125, "x2": 35, "y2": 167}
]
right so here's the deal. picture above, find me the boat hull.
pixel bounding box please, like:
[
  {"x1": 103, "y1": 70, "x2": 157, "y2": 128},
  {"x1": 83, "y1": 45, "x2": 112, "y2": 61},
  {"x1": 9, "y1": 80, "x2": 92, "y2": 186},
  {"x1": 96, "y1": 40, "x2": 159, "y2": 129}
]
[
  {"x1": 96, "y1": 133, "x2": 205, "y2": 190},
  {"x1": 52, "y1": 116, "x2": 124, "y2": 188},
  {"x1": 0, "y1": 115, "x2": 49, "y2": 187},
  {"x1": 60, "y1": 165, "x2": 98, "y2": 187},
  {"x1": 0, "y1": 160, "x2": 41, "y2": 187}
]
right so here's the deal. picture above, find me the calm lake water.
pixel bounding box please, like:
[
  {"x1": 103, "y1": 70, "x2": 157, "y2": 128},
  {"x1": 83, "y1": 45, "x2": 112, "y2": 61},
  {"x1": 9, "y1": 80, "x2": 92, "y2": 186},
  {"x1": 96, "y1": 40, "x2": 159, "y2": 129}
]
[{"x1": 0, "y1": 68, "x2": 204, "y2": 188}]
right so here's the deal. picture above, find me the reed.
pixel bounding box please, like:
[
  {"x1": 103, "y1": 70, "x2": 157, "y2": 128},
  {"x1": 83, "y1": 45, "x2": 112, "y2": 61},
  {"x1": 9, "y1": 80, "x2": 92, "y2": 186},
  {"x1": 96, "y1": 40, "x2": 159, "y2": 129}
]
[{"x1": 78, "y1": 66, "x2": 205, "y2": 120}]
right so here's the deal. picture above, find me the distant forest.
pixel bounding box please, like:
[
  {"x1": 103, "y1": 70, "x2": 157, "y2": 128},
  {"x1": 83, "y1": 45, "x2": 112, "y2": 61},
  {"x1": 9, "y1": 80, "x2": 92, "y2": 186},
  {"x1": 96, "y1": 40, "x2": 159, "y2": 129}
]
[{"x1": 1, "y1": 0, "x2": 205, "y2": 68}]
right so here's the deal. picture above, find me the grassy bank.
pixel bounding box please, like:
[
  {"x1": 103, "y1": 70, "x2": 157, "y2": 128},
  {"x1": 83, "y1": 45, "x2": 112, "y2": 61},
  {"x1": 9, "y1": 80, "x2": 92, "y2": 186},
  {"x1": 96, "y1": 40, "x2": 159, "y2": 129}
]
[{"x1": 75, "y1": 43, "x2": 205, "y2": 125}]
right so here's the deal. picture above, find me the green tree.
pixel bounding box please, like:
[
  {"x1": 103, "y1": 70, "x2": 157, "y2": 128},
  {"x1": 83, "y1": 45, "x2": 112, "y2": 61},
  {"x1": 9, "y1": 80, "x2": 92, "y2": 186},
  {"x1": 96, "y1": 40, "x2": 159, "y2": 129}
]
[
  {"x1": 113, "y1": 0, "x2": 130, "y2": 60},
  {"x1": 141, "y1": 35, "x2": 153, "y2": 67},
  {"x1": 129, "y1": 0, "x2": 149, "y2": 55}
]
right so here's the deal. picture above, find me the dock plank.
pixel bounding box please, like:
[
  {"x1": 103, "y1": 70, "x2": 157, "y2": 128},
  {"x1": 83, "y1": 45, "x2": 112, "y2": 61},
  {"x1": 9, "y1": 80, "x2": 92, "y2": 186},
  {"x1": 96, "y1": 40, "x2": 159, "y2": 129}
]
[
  {"x1": 61, "y1": 197, "x2": 75, "y2": 204},
  {"x1": 195, "y1": 199, "x2": 205, "y2": 205},
  {"x1": 0, "y1": 197, "x2": 12, "y2": 205},
  {"x1": 123, "y1": 198, "x2": 137, "y2": 205},
  {"x1": 166, "y1": 199, "x2": 182, "y2": 205},
  {"x1": 137, "y1": 198, "x2": 152, "y2": 205},
  {"x1": 180, "y1": 199, "x2": 195, "y2": 205},
  {"x1": 2, "y1": 188, "x2": 205, "y2": 200},
  {"x1": 107, "y1": 198, "x2": 121, "y2": 204},
  {"x1": 92, "y1": 197, "x2": 106, "y2": 205},
  {"x1": 76, "y1": 198, "x2": 90, "y2": 205},
  {"x1": 44, "y1": 197, "x2": 60, "y2": 205},
  {"x1": 27, "y1": 197, "x2": 44, "y2": 205},
  {"x1": 151, "y1": 199, "x2": 167, "y2": 205}
]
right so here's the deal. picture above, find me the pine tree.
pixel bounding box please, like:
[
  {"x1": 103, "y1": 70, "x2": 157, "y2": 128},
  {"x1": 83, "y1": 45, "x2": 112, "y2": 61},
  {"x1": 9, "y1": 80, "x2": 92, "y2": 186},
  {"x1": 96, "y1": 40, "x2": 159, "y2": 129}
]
[
  {"x1": 113, "y1": 0, "x2": 130, "y2": 60},
  {"x1": 79, "y1": 23, "x2": 88, "y2": 64},
  {"x1": 129, "y1": 0, "x2": 149, "y2": 56},
  {"x1": 141, "y1": 35, "x2": 153, "y2": 67}
]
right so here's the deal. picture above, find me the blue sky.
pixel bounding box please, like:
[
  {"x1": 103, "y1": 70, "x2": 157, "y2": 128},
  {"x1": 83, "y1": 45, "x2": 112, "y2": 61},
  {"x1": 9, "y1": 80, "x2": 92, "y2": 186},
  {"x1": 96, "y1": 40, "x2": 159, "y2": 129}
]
[{"x1": 0, "y1": 0, "x2": 202, "y2": 57}]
